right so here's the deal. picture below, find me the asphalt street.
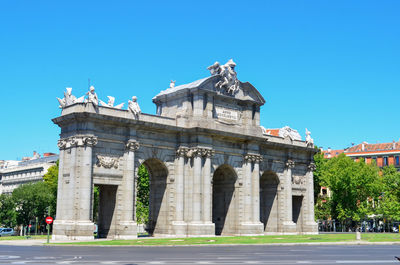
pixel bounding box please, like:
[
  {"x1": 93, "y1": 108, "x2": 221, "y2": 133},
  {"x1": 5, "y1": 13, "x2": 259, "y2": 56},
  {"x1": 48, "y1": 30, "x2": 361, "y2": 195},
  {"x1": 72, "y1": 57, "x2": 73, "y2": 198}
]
[{"x1": 0, "y1": 244, "x2": 399, "y2": 265}]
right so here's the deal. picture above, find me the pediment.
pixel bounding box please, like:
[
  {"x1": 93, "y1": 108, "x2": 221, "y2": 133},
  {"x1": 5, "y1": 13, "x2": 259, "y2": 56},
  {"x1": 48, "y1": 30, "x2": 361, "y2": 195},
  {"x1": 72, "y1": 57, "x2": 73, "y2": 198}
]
[{"x1": 153, "y1": 73, "x2": 265, "y2": 106}]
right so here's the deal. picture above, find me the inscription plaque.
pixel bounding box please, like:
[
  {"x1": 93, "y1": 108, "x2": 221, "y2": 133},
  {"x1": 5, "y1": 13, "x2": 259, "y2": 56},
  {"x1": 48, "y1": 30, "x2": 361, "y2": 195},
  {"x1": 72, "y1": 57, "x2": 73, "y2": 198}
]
[{"x1": 215, "y1": 106, "x2": 239, "y2": 121}]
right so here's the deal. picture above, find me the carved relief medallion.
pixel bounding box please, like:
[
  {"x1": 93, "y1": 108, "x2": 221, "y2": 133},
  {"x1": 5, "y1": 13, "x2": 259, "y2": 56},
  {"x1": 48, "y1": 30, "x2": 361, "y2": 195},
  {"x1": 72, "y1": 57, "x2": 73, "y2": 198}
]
[{"x1": 96, "y1": 155, "x2": 120, "y2": 169}]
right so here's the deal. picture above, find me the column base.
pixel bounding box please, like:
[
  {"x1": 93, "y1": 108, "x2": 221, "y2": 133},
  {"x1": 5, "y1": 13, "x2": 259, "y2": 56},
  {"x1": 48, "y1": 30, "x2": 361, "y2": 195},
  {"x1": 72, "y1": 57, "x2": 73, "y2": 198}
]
[
  {"x1": 52, "y1": 219, "x2": 94, "y2": 241},
  {"x1": 302, "y1": 221, "x2": 318, "y2": 234},
  {"x1": 238, "y1": 222, "x2": 264, "y2": 236},
  {"x1": 172, "y1": 221, "x2": 188, "y2": 236},
  {"x1": 187, "y1": 222, "x2": 215, "y2": 237},
  {"x1": 281, "y1": 221, "x2": 297, "y2": 234},
  {"x1": 114, "y1": 221, "x2": 138, "y2": 239}
]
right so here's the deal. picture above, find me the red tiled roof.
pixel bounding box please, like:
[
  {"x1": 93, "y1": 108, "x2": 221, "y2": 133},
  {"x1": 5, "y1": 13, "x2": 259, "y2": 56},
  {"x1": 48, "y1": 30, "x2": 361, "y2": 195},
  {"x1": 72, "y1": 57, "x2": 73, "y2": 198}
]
[
  {"x1": 346, "y1": 141, "x2": 400, "y2": 154},
  {"x1": 323, "y1": 149, "x2": 344, "y2": 158},
  {"x1": 265, "y1": 129, "x2": 280, "y2": 137}
]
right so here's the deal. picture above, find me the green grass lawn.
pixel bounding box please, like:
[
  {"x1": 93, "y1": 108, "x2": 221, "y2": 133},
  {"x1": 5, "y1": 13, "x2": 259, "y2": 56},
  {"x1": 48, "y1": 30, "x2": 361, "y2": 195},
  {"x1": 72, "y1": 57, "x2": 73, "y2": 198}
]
[
  {"x1": 54, "y1": 233, "x2": 400, "y2": 246},
  {"x1": 0, "y1": 235, "x2": 47, "y2": 241}
]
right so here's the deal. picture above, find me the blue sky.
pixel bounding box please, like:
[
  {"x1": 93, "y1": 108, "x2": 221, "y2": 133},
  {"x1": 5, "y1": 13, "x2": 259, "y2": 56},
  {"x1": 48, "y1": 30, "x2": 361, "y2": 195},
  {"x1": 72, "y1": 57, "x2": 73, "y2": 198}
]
[{"x1": 0, "y1": 0, "x2": 399, "y2": 160}]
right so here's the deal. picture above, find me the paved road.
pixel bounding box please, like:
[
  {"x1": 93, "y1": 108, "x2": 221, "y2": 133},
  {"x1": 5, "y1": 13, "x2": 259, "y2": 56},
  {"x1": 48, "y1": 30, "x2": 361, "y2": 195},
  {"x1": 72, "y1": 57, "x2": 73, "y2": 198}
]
[{"x1": 0, "y1": 245, "x2": 399, "y2": 264}]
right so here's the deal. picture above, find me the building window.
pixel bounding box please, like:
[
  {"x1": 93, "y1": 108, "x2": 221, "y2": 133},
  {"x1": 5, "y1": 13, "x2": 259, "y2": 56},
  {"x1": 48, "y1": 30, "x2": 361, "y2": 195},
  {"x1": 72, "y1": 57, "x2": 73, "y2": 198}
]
[
  {"x1": 383, "y1": 157, "x2": 388, "y2": 166},
  {"x1": 396, "y1": 156, "x2": 400, "y2": 166}
]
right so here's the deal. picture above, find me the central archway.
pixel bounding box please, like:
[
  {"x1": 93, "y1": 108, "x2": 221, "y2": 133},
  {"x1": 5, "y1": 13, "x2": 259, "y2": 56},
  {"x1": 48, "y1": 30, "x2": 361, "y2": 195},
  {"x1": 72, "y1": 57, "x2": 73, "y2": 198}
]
[
  {"x1": 139, "y1": 158, "x2": 168, "y2": 236},
  {"x1": 212, "y1": 164, "x2": 237, "y2": 235}
]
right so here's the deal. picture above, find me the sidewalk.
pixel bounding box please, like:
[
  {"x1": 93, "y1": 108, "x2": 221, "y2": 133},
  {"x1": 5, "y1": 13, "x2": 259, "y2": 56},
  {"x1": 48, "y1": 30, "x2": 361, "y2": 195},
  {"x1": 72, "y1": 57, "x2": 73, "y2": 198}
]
[{"x1": 1, "y1": 239, "x2": 400, "y2": 247}]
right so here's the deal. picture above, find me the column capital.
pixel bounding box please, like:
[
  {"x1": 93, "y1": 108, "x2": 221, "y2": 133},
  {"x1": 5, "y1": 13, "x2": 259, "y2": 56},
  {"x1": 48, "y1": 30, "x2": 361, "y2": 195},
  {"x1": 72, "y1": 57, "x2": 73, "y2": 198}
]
[
  {"x1": 126, "y1": 139, "x2": 140, "y2": 152},
  {"x1": 201, "y1": 148, "x2": 215, "y2": 158},
  {"x1": 83, "y1": 136, "x2": 98, "y2": 147},
  {"x1": 286, "y1": 159, "x2": 295, "y2": 169},
  {"x1": 176, "y1": 146, "x2": 189, "y2": 157},
  {"x1": 308, "y1": 162, "x2": 316, "y2": 172},
  {"x1": 244, "y1": 154, "x2": 263, "y2": 163},
  {"x1": 58, "y1": 135, "x2": 98, "y2": 149},
  {"x1": 186, "y1": 147, "x2": 214, "y2": 158},
  {"x1": 57, "y1": 139, "x2": 68, "y2": 150}
]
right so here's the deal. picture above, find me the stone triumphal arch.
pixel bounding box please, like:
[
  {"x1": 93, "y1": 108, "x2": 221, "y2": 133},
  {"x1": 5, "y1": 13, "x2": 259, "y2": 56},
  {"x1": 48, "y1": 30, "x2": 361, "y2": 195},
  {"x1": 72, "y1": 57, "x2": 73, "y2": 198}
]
[{"x1": 53, "y1": 60, "x2": 318, "y2": 240}]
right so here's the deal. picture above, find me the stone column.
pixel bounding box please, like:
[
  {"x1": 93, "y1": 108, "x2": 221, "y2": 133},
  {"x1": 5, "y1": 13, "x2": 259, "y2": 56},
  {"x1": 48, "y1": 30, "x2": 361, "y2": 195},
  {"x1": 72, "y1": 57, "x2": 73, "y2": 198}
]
[
  {"x1": 53, "y1": 135, "x2": 97, "y2": 241},
  {"x1": 78, "y1": 136, "x2": 97, "y2": 221},
  {"x1": 303, "y1": 163, "x2": 318, "y2": 233},
  {"x1": 116, "y1": 139, "x2": 139, "y2": 239},
  {"x1": 55, "y1": 139, "x2": 67, "y2": 221},
  {"x1": 282, "y1": 159, "x2": 296, "y2": 233},
  {"x1": 240, "y1": 154, "x2": 263, "y2": 235},
  {"x1": 252, "y1": 155, "x2": 262, "y2": 223},
  {"x1": 192, "y1": 148, "x2": 202, "y2": 223},
  {"x1": 187, "y1": 147, "x2": 215, "y2": 236},
  {"x1": 173, "y1": 147, "x2": 187, "y2": 235},
  {"x1": 202, "y1": 149, "x2": 214, "y2": 224},
  {"x1": 243, "y1": 155, "x2": 253, "y2": 223}
]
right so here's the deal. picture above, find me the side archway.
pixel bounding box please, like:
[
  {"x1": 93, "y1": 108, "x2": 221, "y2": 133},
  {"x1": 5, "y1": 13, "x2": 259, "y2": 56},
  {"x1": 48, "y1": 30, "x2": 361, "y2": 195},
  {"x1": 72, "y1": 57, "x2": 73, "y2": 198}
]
[
  {"x1": 212, "y1": 164, "x2": 238, "y2": 235},
  {"x1": 260, "y1": 171, "x2": 280, "y2": 233},
  {"x1": 139, "y1": 158, "x2": 169, "y2": 236}
]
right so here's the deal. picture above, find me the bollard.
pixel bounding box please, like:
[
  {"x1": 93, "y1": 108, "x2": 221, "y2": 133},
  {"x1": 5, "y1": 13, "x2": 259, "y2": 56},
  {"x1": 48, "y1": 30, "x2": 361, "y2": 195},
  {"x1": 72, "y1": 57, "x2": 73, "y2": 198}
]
[{"x1": 356, "y1": 231, "x2": 361, "y2": 241}]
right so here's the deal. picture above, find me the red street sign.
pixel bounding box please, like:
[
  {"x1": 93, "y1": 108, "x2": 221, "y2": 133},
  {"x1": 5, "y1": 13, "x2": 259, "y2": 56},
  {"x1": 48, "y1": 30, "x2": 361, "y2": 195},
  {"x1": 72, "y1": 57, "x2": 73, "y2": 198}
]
[{"x1": 45, "y1": 216, "x2": 53, "y2": 224}]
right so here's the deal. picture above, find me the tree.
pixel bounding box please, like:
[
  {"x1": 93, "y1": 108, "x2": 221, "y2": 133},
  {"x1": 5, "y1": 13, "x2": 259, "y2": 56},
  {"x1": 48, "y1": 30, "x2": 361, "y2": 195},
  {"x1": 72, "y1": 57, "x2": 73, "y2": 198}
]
[
  {"x1": 43, "y1": 161, "x2": 59, "y2": 216},
  {"x1": 0, "y1": 194, "x2": 17, "y2": 227},
  {"x1": 43, "y1": 161, "x2": 58, "y2": 194},
  {"x1": 313, "y1": 148, "x2": 328, "y2": 201},
  {"x1": 323, "y1": 154, "x2": 381, "y2": 228},
  {"x1": 378, "y1": 166, "x2": 400, "y2": 221},
  {"x1": 12, "y1": 182, "x2": 54, "y2": 226},
  {"x1": 136, "y1": 164, "x2": 149, "y2": 224}
]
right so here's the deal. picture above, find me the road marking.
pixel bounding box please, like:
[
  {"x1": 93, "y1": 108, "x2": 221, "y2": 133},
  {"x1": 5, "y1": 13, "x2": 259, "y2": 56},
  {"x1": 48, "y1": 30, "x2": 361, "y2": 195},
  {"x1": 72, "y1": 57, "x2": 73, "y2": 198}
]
[
  {"x1": 33, "y1": 256, "x2": 57, "y2": 260},
  {"x1": 336, "y1": 261, "x2": 397, "y2": 264},
  {"x1": 0, "y1": 256, "x2": 20, "y2": 260},
  {"x1": 297, "y1": 262, "x2": 312, "y2": 264}
]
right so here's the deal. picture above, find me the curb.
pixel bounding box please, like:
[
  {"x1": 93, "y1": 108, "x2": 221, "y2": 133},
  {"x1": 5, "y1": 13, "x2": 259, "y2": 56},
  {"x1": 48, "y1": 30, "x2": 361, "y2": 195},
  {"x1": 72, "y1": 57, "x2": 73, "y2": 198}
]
[{"x1": 2, "y1": 241, "x2": 400, "y2": 247}]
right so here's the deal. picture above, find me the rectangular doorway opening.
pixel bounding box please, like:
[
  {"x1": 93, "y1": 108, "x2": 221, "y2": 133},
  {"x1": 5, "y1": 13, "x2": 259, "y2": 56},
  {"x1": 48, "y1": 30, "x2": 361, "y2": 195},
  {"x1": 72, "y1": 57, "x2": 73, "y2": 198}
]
[
  {"x1": 95, "y1": 184, "x2": 118, "y2": 238},
  {"x1": 292, "y1": 195, "x2": 303, "y2": 232}
]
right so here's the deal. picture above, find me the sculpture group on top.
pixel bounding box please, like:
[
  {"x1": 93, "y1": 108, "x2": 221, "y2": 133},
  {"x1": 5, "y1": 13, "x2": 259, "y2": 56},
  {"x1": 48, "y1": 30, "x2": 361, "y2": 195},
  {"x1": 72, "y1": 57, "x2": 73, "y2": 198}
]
[
  {"x1": 57, "y1": 86, "x2": 141, "y2": 119},
  {"x1": 260, "y1": 125, "x2": 314, "y2": 146},
  {"x1": 57, "y1": 87, "x2": 84, "y2": 108},
  {"x1": 100, "y1": 96, "x2": 125, "y2": 109},
  {"x1": 207, "y1": 59, "x2": 240, "y2": 94}
]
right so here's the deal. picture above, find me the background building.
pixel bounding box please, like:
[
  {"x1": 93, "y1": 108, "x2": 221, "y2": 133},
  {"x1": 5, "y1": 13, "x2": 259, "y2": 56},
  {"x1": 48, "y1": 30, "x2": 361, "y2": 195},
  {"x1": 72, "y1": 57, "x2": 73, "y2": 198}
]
[
  {"x1": 0, "y1": 152, "x2": 58, "y2": 195},
  {"x1": 323, "y1": 140, "x2": 400, "y2": 169}
]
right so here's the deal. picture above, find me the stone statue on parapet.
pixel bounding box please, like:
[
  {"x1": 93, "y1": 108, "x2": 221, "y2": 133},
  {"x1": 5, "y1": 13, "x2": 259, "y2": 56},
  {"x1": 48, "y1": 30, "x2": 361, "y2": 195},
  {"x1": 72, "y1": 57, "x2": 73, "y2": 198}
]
[
  {"x1": 128, "y1": 96, "x2": 141, "y2": 119},
  {"x1": 207, "y1": 61, "x2": 221, "y2": 76},
  {"x1": 208, "y1": 59, "x2": 240, "y2": 94},
  {"x1": 305, "y1": 128, "x2": 314, "y2": 147},
  {"x1": 100, "y1": 96, "x2": 125, "y2": 109},
  {"x1": 85, "y1": 86, "x2": 99, "y2": 106},
  {"x1": 57, "y1": 87, "x2": 84, "y2": 109},
  {"x1": 170, "y1": 80, "x2": 176, "y2": 88}
]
